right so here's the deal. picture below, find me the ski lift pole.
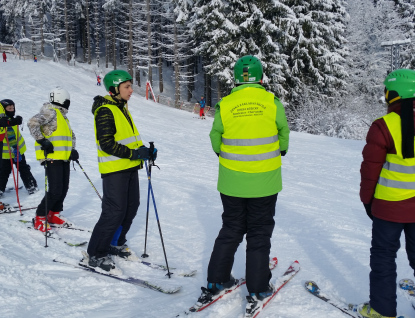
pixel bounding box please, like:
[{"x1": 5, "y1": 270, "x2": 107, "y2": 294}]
[{"x1": 144, "y1": 144, "x2": 172, "y2": 278}]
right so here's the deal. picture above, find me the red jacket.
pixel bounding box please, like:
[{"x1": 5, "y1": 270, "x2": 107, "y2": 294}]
[{"x1": 360, "y1": 101, "x2": 415, "y2": 223}]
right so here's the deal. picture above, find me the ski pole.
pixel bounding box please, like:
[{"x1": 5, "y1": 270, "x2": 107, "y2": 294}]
[
  {"x1": 44, "y1": 151, "x2": 49, "y2": 247},
  {"x1": 144, "y1": 158, "x2": 172, "y2": 278},
  {"x1": 141, "y1": 151, "x2": 152, "y2": 258},
  {"x1": 75, "y1": 160, "x2": 102, "y2": 201},
  {"x1": 4, "y1": 132, "x2": 22, "y2": 215}
]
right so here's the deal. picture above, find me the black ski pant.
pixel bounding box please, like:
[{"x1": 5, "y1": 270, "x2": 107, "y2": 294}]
[
  {"x1": 207, "y1": 193, "x2": 278, "y2": 294},
  {"x1": 369, "y1": 216, "x2": 415, "y2": 317},
  {"x1": 36, "y1": 160, "x2": 70, "y2": 216},
  {"x1": 87, "y1": 170, "x2": 140, "y2": 258},
  {"x1": 0, "y1": 155, "x2": 37, "y2": 192}
]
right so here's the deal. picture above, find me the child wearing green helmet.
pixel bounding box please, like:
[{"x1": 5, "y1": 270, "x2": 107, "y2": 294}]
[
  {"x1": 84, "y1": 69, "x2": 157, "y2": 274},
  {"x1": 359, "y1": 68, "x2": 415, "y2": 318}
]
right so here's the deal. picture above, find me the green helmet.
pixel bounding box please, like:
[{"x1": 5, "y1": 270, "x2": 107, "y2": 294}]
[
  {"x1": 234, "y1": 55, "x2": 263, "y2": 84},
  {"x1": 103, "y1": 70, "x2": 133, "y2": 93},
  {"x1": 384, "y1": 69, "x2": 415, "y2": 104}
]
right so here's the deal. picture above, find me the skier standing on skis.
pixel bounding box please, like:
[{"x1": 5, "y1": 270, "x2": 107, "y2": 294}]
[
  {"x1": 85, "y1": 70, "x2": 157, "y2": 273},
  {"x1": 359, "y1": 68, "x2": 415, "y2": 318},
  {"x1": 0, "y1": 99, "x2": 38, "y2": 197},
  {"x1": 27, "y1": 87, "x2": 78, "y2": 232},
  {"x1": 2, "y1": 51, "x2": 6, "y2": 62},
  {"x1": 199, "y1": 96, "x2": 206, "y2": 119},
  {"x1": 196, "y1": 55, "x2": 290, "y2": 315}
]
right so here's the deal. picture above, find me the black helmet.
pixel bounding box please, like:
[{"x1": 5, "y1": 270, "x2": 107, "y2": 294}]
[{"x1": 0, "y1": 99, "x2": 15, "y2": 107}]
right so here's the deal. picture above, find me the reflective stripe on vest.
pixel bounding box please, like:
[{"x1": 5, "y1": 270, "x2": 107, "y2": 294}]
[
  {"x1": 94, "y1": 103, "x2": 143, "y2": 174},
  {"x1": 374, "y1": 112, "x2": 415, "y2": 201},
  {"x1": 35, "y1": 107, "x2": 72, "y2": 160},
  {"x1": 219, "y1": 87, "x2": 281, "y2": 173},
  {"x1": 2, "y1": 127, "x2": 26, "y2": 159}
]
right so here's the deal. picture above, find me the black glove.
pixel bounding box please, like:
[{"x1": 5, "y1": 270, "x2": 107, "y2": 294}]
[
  {"x1": 10, "y1": 116, "x2": 22, "y2": 126},
  {"x1": 281, "y1": 150, "x2": 287, "y2": 156},
  {"x1": 37, "y1": 138, "x2": 54, "y2": 154},
  {"x1": 0, "y1": 117, "x2": 8, "y2": 127},
  {"x1": 69, "y1": 149, "x2": 79, "y2": 161},
  {"x1": 131, "y1": 146, "x2": 151, "y2": 160},
  {"x1": 151, "y1": 148, "x2": 158, "y2": 161},
  {"x1": 363, "y1": 202, "x2": 373, "y2": 220}
]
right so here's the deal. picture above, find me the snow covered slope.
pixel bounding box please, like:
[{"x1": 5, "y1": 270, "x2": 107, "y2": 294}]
[{"x1": 0, "y1": 58, "x2": 413, "y2": 318}]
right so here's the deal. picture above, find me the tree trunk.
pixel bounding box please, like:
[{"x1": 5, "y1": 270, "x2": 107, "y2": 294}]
[
  {"x1": 174, "y1": 21, "x2": 180, "y2": 106},
  {"x1": 207, "y1": 73, "x2": 212, "y2": 108},
  {"x1": 127, "y1": 0, "x2": 133, "y2": 77},
  {"x1": 147, "y1": 0, "x2": 152, "y2": 85},
  {"x1": 158, "y1": 54, "x2": 163, "y2": 93},
  {"x1": 40, "y1": 9, "x2": 44, "y2": 55},
  {"x1": 64, "y1": 0, "x2": 70, "y2": 63},
  {"x1": 85, "y1": 0, "x2": 91, "y2": 64},
  {"x1": 105, "y1": 10, "x2": 109, "y2": 68},
  {"x1": 112, "y1": 14, "x2": 116, "y2": 69}
]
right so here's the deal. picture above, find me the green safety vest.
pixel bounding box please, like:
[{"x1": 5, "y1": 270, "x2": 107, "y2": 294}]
[
  {"x1": 94, "y1": 104, "x2": 143, "y2": 174},
  {"x1": 374, "y1": 112, "x2": 415, "y2": 201},
  {"x1": 35, "y1": 107, "x2": 72, "y2": 160},
  {"x1": 219, "y1": 87, "x2": 281, "y2": 173},
  {"x1": 2, "y1": 125, "x2": 26, "y2": 159}
]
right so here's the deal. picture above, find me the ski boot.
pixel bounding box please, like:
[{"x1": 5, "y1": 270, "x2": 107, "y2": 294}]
[
  {"x1": 109, "y1": 244, "x2": 139, "y2": 261},
  {"x1": 32, "y1": 215, "x2": 51, "y2": 233},
  {"x1": 245, "y1": 284, "x2": 274, "y2": 317},
  {"x1": 192, "y1": 276, "x2": 239, "y2": 311},
  {"x1": 47, "y1": 211, "x2": 72, "y2": 227},
  {"x1": 358, "y1": 302, "x2": 396, "y2": 318},
  {"x1": 81, "y1": 250, "x2": 122, "y2": 275},
  {"x1": 27, "y1": 187, "x2": 39, "y2": 195}
]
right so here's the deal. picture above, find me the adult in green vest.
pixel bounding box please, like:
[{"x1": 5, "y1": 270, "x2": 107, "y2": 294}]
[
  {"x1": 0, "y1": 99, "x2": 37, "y2": 196},
  {"x1": 27, "y1": 87, "x2": 78, "y2": 232},
  {"x1": 84, "y1": 70, "x2": 157, "y2": 274},
  {"x1": 194, "y1": 55, "x2": 290, "y2": 314},
  {"x1": 359, "y1": 69, "x2": 415, "y2": 318}
]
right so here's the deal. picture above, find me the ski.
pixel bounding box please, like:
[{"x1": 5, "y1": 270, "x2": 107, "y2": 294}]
[
  {"x1": 1, "y1": 206, "x2": 36, "y2": 214},
  {"x1": 50, "y1": 223, "x2": 92, "y2": 233},
  {"x1": 305, "y1": 281, "x2": 406, "y2": 318},
  {"x1": 137, "y1": 259, "x2": 197, "y2": 277},
  {"x1": 174, "y1": 257, "x2": 278, "y2": 317},
  {"x1": 399, "y1": 278, "x2": 415, "y2": 310},
  {"x1": 53, "y1": 258, "x2": 181, "y2": 294},
  {"x1": 245, "y1": 260, "x2": 300, "y2": 318},
  {"x1": 19, "y1": 220, "x2": 88, "y2": 247},
  {"x1": 6, "y1": 185, "x2": 23, "y2": 192}
]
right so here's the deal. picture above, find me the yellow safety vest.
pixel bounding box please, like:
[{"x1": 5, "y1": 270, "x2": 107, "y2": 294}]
[
  {"x1": 219, "y1": 87, "x2": 281, "y2": 173},
  {"x1": 2, "y1": 126, "x2": 26, "y2": 159},
  {"x1": 94, "y1": 104, "x2": 143, "y2": 174},
  {"x1": 374, "y1": 112, "x2": 415, "y2": 201},
  {"x1": 0, "y1": 103, "x2": 6, "y2": 137},
  {"x1": 35, "y1": 107, "x2": 72, "y2": 160}
]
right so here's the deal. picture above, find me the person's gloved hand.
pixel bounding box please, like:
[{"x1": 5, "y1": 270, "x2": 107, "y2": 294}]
[
  {"x1": 69, "y1": 149, "x2": 79, "y2": 161},
  {"x1": 12, "y1": 147, "x2": 21, "y2": 163},
  {"x1": 281, "y1": 150, "x2": 287, "y2": 156},
  {"x1": 363, "y1": 202, "x2": 373, "y2": 220},
  {"x1": 131, "y1": 146, "x2": 151, "y2": 160},
  {"x1": 151, "y1": 148, "x2": 158, "y2": 161},
  {"x1": 37, "y1": 138, "x2": 54, "y2": 154},
  {"x1": 10, "y1": 116, "x2": 22, "y2": 126}
]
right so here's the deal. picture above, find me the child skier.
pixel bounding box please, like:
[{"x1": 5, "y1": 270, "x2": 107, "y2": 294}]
[
  {"x1": 199, "y1": 96, "x2": 206, "y2": 119},
  {"x1": 195, "y1": 55, "x2": 290, "y2": 316},
  {"x1": 97, "y1": 75, "x2": 101, "y2": 86},
  {"x1": 27, "y1": 87, "x2": 79, "y2": 232},
  {"x1": 34, "y1": 55, "x2": 37, "y2": 62},
  {"x1": 359, "y1": 69, "x2": 415, "y2": 318},
  {"x1": 84, "y1": 70, "x2": 157, "y2": 274},
  {"x1": 2, "y1": 51, "x2": 6, "y2": 62},
  {"x1": 0, "y1": 99, "x2": 38, "y2": 196}
]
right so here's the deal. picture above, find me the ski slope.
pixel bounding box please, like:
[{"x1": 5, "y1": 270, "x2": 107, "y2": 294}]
[{"x1": 0, "y1": 58, "x2": 413, "y2": 318}]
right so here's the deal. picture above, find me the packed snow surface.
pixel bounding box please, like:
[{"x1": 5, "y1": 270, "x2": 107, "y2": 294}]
[{"x1": 0, "y1": 58, "x2": 413, "y2": 318}]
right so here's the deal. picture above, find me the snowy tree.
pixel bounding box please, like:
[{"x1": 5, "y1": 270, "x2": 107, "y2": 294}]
[{"x1": 394, "y1": 0, "x2": 415, "y2": 68}]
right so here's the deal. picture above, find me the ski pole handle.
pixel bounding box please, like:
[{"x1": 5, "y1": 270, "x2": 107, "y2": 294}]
[{"x1": 149, "y1": 141, "x2": 154, "y2": 162}]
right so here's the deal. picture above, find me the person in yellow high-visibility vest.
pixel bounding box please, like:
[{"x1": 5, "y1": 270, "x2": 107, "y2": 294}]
[
  {"x1": 27, "y1": 87, "x2": 78, "y2": 233},
  {"x1": 194, "y1": 55, "x2": 290, "y2": 314},
  {"x1": 0, "y1": 99, "x2": 37, "y2": 196},
  {"x1": 84, "y1": 70, "x2": 157, "y2": 274},
  {"x1": 359, "y1": 69, "x2": 415, "y2": 318}
]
